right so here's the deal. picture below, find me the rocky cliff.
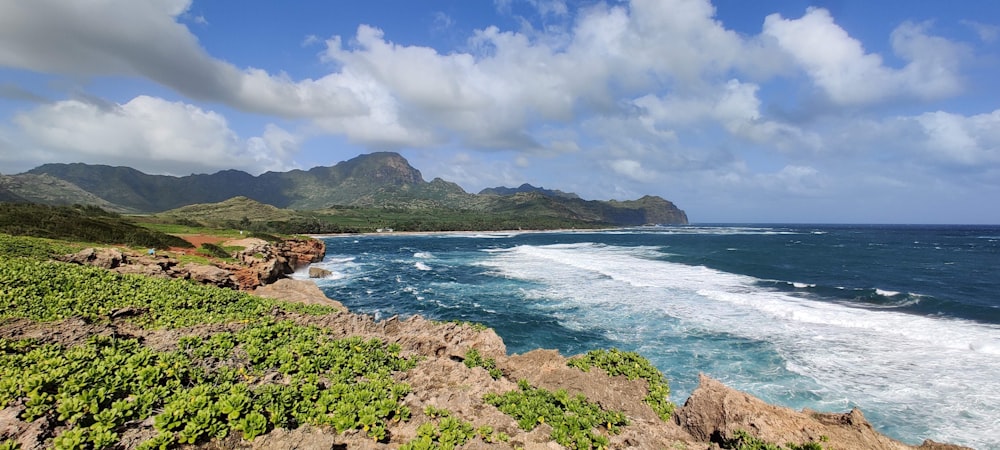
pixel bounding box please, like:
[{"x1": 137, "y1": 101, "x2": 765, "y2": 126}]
[{"x1": 58, "y1": 237, "x2": 326, "y2": 291}]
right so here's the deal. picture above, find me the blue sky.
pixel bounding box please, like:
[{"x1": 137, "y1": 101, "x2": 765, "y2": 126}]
[{"x1": 2, "y1": 0, "x2": 999, "y2": 223}]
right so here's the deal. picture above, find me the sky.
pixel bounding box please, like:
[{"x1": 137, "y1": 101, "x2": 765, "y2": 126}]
[{"x1": 1, "y1": 1, "x2": 999, "y2": 224}]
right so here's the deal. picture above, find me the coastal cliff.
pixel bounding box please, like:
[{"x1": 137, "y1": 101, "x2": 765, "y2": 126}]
[{"x1": 0, "y1": 235, "x2": 967, "y2": 449}]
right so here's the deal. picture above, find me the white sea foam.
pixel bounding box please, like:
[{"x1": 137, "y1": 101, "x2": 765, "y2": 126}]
[
  {"x1": 414, "y1": 262, "x2": 432, "y2": 271},
  {"x1": 633, "y1": 226, "x2": 800, "y2": 236},
  {"x1": 478, "y1": 242, "x2": 1000, "y2": 448},
  {"x1": 875, "y1": 288, "x2": 901, "y2": 297},
  {"x1": 414, "y1": 252, "x2": 434, "y2": 259}
]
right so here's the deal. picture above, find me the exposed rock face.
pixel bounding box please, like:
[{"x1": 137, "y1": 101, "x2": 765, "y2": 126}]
[
  {"x1": 59, "y1": 247, "x2": 125, "y2": 269},
  {"x1": 675, "y1": 374, "x2": 972, "y2": 450},
  {"x1": 57, "y1": 237, "x2": 326, "y2": 292},
  {"x1": 308, "y1": 267, "x2": 332, "y2": 278},
  {"x1": 183, "y1": 263, "x2": 237, "y2": 289},
  {"x1": 278, "y1": 238, "x2": 326, "y2": 270},
  {"x1": 254, "y1": 278, "x2": 344, "y2": 309}
]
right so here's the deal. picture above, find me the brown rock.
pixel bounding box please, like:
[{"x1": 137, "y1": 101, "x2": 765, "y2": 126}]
[
  {"x1": 308, "y1": 266, "x2": 332, "y2": 278},
  {"x1": 59, "y1": 247, "x2": 125, "y2": 269},
  {"x1": 673, "y1": 374, "x2": 965, "y2": 450},
  {"x1": 278, "y1": 238, "x2": 326, "y2": 270},
  {"x1": 183, "y1": 263, "x2": 237, "y2": 288},
  {"x1": 253, "y1": 278, "x2": 344, "y2": 309}
]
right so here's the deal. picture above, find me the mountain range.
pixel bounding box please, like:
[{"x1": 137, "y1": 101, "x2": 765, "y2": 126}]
[{"x1": 2, "y1": 152, "x2": 687, "y2": 226}]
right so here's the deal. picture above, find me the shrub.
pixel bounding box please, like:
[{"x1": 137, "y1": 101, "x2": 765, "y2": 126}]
[
  {"x1": 198, "y1": 243, "x2": 231, "y2": 259},
  {"x1": 567, "y1": 348, "x2": 675, "y2": 421}
]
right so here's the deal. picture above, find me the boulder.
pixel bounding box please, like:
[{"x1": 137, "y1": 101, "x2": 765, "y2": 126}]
[
  {"x1": 183, "y1": 263, "x2": 236, "y2": 289},
  {"x1": 59, "y1": 247, "x2": 125, "y2": 269},
  {"x1": 308, "y1": 267, "x2": 332, "y2": 278}
]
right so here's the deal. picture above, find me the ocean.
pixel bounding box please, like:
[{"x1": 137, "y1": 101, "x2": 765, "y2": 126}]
[{"x1": 299, "y1": 225, "x2": 1000, "y2": 449}]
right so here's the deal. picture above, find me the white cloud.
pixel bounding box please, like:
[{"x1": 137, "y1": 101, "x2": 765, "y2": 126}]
[
  {"x1": 608, "y1": 159, "x2": 658, "y2": 182},
  {"x1": 913, "y1": 110, "x2": 1000, "y2": 166},
  {"x1": 763, "y1": 8, "x2": 967, "y2": 106},
  {"x1": 961, "y1": 20, "x2": 1000, "y2": 43},
  {"x1": 0, "y1": 0, "x2": 364, "y2": 118},
  {"x1": 11, "y1": 96, "x2": 296, "y2": 175},
  {"x1": 631, "y1": 79, "x2": 821, "y2": 152}
]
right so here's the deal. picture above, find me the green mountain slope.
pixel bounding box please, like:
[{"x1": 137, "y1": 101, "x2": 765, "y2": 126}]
[
  {"x1": 22, "y1": 152, "x2": 688, "y2": 225},
  {"x1": 0, "y1": 173, "x2": 133, "y2": 212}
]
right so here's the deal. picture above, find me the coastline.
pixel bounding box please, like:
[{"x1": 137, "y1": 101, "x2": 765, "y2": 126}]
[
  {"x1": 281, "y1": 252, "x2": 970, "y2": 450},
  {"x1": 0, "y1": 232, "x2": 973, "y2": 449}
]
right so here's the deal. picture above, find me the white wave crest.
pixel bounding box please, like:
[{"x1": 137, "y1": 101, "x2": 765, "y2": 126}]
[{"x1": 478, "y1": 242, "x2": 1000, "y2": 448}]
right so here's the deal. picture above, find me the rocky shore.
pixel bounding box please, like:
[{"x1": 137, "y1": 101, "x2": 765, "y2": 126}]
[
  {"x1": 8, "y1": 236, "x2": 969, "y2": 449},
  {"x1": 57, "y1": 237, "x2": 326, "y2": 291}
]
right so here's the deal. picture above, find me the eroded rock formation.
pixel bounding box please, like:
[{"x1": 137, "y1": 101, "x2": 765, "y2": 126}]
[{"x1": 58, "y1": 237, "x2": 326, "y2": 291}]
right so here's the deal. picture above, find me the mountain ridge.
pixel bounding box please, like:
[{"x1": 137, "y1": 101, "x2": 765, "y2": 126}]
[{"x1": 19, "y1": 152, "x2": 688, "y2": 226}]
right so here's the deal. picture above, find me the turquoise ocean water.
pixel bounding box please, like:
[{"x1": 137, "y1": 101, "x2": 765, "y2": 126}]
[{"x1": 299, "y1": 225, "x2": 1000, "y2": 448}]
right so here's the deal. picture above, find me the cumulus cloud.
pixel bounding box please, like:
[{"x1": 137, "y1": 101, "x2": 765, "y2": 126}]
[
  {"x1": 0, "y1": 0, "x2": 363, "y2": 118},
  {"x1": 11, "y1": 96, "x2": 296, "y2": 175},
  {"x1": 913, "y1": 110, "x2": 1000, "y2": 167},
  {"x1": 314, "y1": 0, "x2": 791, "y2": 153},
  {"x1": 763, "y1": 8, "x2": 967, "y2": 106}
]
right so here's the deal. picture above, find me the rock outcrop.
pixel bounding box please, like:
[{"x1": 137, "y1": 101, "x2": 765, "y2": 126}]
[
  {"x1": 60, "y1": 247, "x2": 125, "y2": 269},
  {"x1": 278, "y1": 238, "x2": 326, "y2": 270},
  {"x1": 254, "y1": 278, "x2": 344, "y2": 309},
  {"x1": 308, "y1": 267, "x2": 332, "y2": 278},
  {"x1": 58, "y1": 236, "x2": 326, "y2": 292},
  {"x1": 675, "y1": 374, "x2": 971, "y2": 450}
]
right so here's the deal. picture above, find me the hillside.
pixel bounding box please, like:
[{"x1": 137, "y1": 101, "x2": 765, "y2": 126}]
[
  {"x1": 0, "y1": 173, "x2": 132, "y2": 212},
  {"x1": 479, "y1": 183, "x2": 580, "y2": 200},
  {"x1": 22, "y1": 152, "x2": 688, "y2": 226}
]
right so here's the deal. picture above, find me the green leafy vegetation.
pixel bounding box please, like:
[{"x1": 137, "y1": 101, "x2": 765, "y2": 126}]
[
  {"x1": 401, "y1": 407, "x2": 509, "y2": 450},
  {"x1": 720, "y1": 430, "x2": 824, "y2": 450},
  {"x1": 399, "y1": 415, "x2": 476, "y2": 450},
  {"x1": 0, "y1": 233, "x2": 79, "y2": 260},
  {"x1": 567, "y1": 348, "x2": 675, "y2": 421},
  {"x1": 0, "y1": 320, "x2": 417, "y2": 448},
  {"x1": 484, "y1": 379, "x2": 628, "y2": 449},
  {"x1": 0, "y1": 203, "x2": 192, "y2": 249},
  {"x1": 0, "y1": 257, "x2": 334, "y2": 328},
  {"x1": 463, "y1": 348, "x2": 502, "y2": 380},
  {"x1": 432, "y1": 319, "x2": 490, "y2": 331}
]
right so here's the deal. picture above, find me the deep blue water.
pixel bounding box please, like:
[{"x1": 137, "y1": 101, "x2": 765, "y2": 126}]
[{"x1": 300, "y1": 225, "x2": 1000, "y2": 449}]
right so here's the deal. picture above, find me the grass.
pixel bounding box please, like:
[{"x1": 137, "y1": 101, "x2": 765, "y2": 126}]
[{"x1": 0, "y1": 203, "x2": 192, "y2": 249}]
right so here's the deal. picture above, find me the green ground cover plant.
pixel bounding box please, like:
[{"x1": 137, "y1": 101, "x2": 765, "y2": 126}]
[
  {"x1": 0, "y1": 257, "x2": 333, "y2": 327},
  {"x1": 567, "y1": 348, "x2": 675, "y2": 421},
  {"x1": 484, "y1": 379, "x2": 628, "y2": 450},
  {"x1": 0, "y1": 233, "x2": 79, "y2": 260},
  {"x1": 0, "y1": 319, "x2": 418, "y2": 449},
  {"x1": 463, "y1": 348, "x2": 502, "y2": 379},
  {"x1": 720, "y1": 430, "x2": 824, "y2": 450}
]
